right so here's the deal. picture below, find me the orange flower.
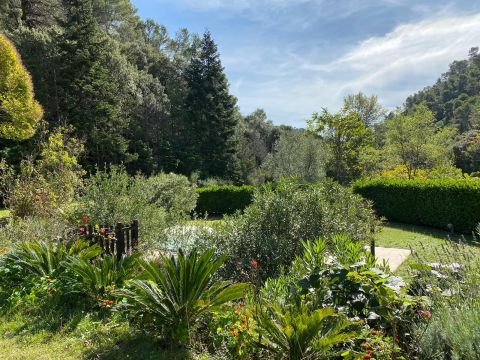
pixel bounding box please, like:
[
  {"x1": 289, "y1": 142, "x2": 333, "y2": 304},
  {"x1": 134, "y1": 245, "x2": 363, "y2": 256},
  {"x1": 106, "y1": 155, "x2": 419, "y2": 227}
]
[
  {"x1": 418, "y1": 310, "x2": 432, "y2": 319},
  {"x1": 234, "y1": 310, "x2": 241, "y2": 316},
  {"x1": 229, "y1": 325, "x2": 235, "y2": 331},
  {"x1": 241, "y1": 317, "x2": 247, "y2": 324},
  {"x1": 363, "y1": 353, "x2": 372, "y2": 360},
  {"x1": 231, "y1": 331, "x2": 239, "y2": 337},
  {"x1": 241, "y1": 324, "x2": 247, "y2": 330}
]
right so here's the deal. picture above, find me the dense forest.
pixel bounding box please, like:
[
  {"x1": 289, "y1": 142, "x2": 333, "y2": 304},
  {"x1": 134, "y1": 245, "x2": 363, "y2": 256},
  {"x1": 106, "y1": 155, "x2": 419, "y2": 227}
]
[{"x1": 1, "y1": 0, "x2": 480, "y2": 184}]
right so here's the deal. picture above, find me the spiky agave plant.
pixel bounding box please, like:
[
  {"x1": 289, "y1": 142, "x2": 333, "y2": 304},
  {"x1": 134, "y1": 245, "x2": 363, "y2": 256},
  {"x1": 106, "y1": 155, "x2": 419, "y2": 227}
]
[
  {"x1": 256, "y1": 303, "x2": 358, "y2": 360},
  {"x1": 116, "y1": 248, "x2": 249, "y2": 345}
]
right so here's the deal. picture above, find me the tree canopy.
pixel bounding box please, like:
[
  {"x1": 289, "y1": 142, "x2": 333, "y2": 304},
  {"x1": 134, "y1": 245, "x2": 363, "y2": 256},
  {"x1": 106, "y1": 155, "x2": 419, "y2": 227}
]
[{"x1": 0, "y1": 34, "x2": 43, "y2": 140}]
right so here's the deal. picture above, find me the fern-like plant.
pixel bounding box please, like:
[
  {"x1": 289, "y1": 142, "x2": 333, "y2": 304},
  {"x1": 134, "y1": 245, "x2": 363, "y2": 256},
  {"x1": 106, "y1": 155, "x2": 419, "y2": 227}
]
[
  {"x1": 116, "y1": 249, "x2": 249, "y2": 345},
  {"x1": 257, "y1": 303, "x2": 357, "y2": 360}
]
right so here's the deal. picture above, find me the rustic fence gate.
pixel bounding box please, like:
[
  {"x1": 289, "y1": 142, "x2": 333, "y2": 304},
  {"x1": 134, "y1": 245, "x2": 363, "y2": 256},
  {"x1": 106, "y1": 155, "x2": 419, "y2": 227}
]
[{"x1": 82, "y1": 220, "x2": 139, "y2": 258}]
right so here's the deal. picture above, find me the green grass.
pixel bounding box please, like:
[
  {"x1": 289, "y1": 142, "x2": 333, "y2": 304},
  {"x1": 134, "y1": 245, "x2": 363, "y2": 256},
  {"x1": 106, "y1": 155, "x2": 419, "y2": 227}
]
[
  {"x1": 375, "y1": 222, "x2": 480, "y2": 273},
  {"x1": 0, "y1": 209, "x2": 10, "y2": 219},
  {"x1": 0, "y1": 312, "x2": 208, "y2": 360}
]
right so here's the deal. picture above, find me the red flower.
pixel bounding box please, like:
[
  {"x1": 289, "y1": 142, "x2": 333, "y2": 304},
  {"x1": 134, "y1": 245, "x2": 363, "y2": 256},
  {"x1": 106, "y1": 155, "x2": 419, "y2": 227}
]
[
  {"x1": 82, "y1": 216, "x2": 88, "y2": 223},
  {"x1": 418, "y1": 310, "x2": 432, "y2": 319},
  {"x1": 250, "y1": 259, "x2": 259, "y2": 269},
  {"x1": 363, "y1": 353, "x2": 372, "y2": 360}
]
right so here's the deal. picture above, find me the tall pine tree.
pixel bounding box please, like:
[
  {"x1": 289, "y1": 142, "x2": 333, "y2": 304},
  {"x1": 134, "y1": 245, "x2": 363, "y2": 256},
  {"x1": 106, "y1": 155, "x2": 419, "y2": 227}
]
[
  {"x1": 183, "y1": 31, "x2": 238, "y2": 179},
  {"x1": 58, "y1": 0, "x2": 131, "y2": 170}
]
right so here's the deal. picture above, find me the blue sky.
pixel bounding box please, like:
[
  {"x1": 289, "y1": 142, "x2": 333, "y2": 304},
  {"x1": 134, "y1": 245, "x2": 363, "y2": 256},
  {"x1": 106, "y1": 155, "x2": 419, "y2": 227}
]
[{"x1": 131, "y1": 0, "x2": 480, "y2": 127}]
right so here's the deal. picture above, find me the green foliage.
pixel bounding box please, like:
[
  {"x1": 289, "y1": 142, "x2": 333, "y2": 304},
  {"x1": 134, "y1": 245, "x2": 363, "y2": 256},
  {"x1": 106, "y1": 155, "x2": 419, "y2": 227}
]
[
  {"x1": 0, "y1": 216, "x2": 71, "y2": 249},
  {"x1": 308, "y1": 108, "x2": 374, "y2": 184},
  {"x1": 181, "y1": 31, "x2": 238, "y2": 178},
  {"x1": 353, "y1": 178, "x2": 480, "y2": 233},
  {"x1": 0, "y1": 34, "x2": 43, "y2": 140},
  {"x1": 195, "y1": 185, "x2": 254, "y2": 216},
  {"x1": 0, "y1": 239, "x2": 101, "y2": 310},
  {"x1": 209, "y1": 301, "x2": 259, "y2": 359},
  {"x1": 73, "y1": 166, "x2": 196, "y2": 248},
  {"x1": 2, "y1": 128, "x2": 84, "y2": 218},
  {"x1": 257, "y1": 304, "x2": 357, "y2": 360},
  {"x1": 413, "y1": 302, "x2": 480, "y2": 360},
  {"x1": 3, "y1": 239, "x2": 100, "y2": 277},
  {"x1": 218, "y1": 180, "x2": 379, "y2": 280},
  {"x1": 342, "y1": 92, "x2": 386, "y2": 127},
  {"x1": 406, "y1": 48, "x2": 480, "y2": 133},
  {"x1": 66, "y1": 253, "x2": 140, "y2": 305},
  {"x1": 384, "y1": 104, "x2": 457, "y2": 179},
  {"x1": 116, "y1": 249, "x2": 249, "y2": 345},
  {"x1": 262, "y1": 130, "x2": 328, "y2": 183}
]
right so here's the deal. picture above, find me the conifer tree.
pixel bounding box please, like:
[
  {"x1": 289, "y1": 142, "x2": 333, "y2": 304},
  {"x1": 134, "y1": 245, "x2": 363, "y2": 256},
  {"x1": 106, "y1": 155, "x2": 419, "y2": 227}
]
[
  {"x1": 183, "y1": 31, "x2": 238, "y2": 178},
  {"x1": 58, "y1": 0, "x2": 130, "y2": 169}
]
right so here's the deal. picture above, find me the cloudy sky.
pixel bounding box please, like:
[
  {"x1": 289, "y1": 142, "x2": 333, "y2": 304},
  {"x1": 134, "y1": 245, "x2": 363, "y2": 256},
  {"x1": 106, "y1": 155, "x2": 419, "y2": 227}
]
[{"x1": 131, "y1": 0, "x2": 480, "y2": 127}]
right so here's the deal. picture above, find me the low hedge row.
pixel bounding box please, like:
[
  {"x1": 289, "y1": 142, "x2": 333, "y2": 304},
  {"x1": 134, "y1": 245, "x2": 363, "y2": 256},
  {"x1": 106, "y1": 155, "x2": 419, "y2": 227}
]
[
  {"x1": 195, "y1": 185, "x2": 254, "y2": 216},
  {"x1": 352, "y1": 179, "x2": 480, "y2": 233}
]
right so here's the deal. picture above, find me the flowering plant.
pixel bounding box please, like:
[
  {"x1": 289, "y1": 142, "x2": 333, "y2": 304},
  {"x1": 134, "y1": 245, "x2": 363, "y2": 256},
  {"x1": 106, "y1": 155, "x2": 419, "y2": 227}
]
[{"x1": 210, "y1": 301, "x2": 258, "y2": 359}]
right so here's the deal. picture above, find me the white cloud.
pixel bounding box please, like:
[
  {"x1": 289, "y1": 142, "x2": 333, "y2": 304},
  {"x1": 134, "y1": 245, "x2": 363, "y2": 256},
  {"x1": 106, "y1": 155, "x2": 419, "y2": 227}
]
[{"x1": 228, "y1": 12, "x2": 480, "y2": 124}]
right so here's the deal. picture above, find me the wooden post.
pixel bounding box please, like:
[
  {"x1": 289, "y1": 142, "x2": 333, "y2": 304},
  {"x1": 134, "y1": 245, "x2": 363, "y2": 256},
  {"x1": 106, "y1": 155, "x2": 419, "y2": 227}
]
[
  {"x1": 116, "y1": 223, "x2": 125, "y2": 260},
  {"x1": 370, "y1": 239, "x2": 375, "y2": 257},
  {"x1": 131, "y1": 220, "x2": 139, "y2": 251}
]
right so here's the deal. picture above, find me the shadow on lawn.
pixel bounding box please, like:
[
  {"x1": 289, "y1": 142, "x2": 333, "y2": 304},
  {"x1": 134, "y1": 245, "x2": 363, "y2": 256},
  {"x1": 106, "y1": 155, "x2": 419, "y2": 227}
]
[
  {"x1": 385, "y1": 221, "x2": 479, "y2": 246},
  {"x1": 85, "y1": 335, "x2": 192, "y2": 360}
]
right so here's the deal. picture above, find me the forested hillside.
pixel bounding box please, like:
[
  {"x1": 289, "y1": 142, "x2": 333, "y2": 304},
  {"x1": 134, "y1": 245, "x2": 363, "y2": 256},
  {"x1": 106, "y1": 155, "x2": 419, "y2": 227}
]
[
  {"x1": 405, "y1": 48, "x2": 480, "y2": 173},
  {"x1": 1, "y1": 0, "x2": 480, "y2": 183},
  {"x1": 0, "y1": 0, "x2": 286, "y2": 183}
]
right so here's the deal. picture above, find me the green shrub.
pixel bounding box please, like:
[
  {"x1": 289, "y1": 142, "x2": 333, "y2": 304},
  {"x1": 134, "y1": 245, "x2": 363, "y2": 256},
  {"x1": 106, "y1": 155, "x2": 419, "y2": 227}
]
[
  {"x1": 413, "y1": 302, "x2": 480, "y2": 360},
  {"x1": 1, "y1": 129, "x2": 84, "y2": 218},
  {"x1": 216, "y1": 180, "x2": 379, "y2": 280},
  {"x1": 196, "y1": 185, "x2": 254, "y2": 216},
  {"x1": 115, "y1": 249, "x2": 249, "y2": 345},
  {"x1": 71, "y1": 166, "x2": 197, "y2": 249},
  {"x1": 0, "y1": 216, "x2": 73, "y2": 249},
  {"x1": 352, "y1": 179, "x2": 480, "y2": 233}
]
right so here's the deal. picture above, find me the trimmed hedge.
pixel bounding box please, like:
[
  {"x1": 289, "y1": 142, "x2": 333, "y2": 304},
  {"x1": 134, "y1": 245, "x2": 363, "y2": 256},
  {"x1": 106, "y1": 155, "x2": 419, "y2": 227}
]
[
  {"x1": 352, "y1": 179, "x2": 480, "y2": 233},
  {"x1": 195, "y1": 185, "x2": 254, "y2": 216}
]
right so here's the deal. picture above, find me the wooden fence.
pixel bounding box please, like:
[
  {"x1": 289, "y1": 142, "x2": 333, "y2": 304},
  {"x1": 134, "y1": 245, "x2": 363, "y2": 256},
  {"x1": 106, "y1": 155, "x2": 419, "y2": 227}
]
[{"x1": 81, "y1": 220, "x2": 139, "y2": 258}]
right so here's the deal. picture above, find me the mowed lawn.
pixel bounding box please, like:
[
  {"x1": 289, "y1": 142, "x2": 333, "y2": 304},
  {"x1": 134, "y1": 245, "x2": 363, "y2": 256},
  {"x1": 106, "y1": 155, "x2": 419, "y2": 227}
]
[{"x1": 375, "y1": 222, "x2": 480, "y2": 273}]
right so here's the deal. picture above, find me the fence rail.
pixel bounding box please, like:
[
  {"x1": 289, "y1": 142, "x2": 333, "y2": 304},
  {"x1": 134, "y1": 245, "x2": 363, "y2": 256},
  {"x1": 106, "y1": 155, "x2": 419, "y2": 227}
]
[{"x1": 81, "y1": 220, "x2": 139, "y2": 258}]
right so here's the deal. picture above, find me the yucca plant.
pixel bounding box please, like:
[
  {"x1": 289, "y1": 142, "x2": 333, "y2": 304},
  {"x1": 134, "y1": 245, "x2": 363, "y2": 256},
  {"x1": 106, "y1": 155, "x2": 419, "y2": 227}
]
[
  {"x1": 66, "y1": 253, "x2": 140, "y2": 304},
  {"x1": 3, "y1": 239, "x2": 101, "y2": 277},
  {"x1": 116, "y1": 248, "x2": 249, "y2": 345},
  {"x1": 256, "y1": 303, "x2": 358, "y2": 360}
]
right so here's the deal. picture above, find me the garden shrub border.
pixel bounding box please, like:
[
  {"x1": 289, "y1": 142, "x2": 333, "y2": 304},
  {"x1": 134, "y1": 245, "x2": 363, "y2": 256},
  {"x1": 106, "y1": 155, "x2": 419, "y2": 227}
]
[
  {"x1": 352, "y1": 179, "x2": 480, "y2": 233},
  {"x1": 195, "y1": 185, "x2": 254, "y2": 216}
]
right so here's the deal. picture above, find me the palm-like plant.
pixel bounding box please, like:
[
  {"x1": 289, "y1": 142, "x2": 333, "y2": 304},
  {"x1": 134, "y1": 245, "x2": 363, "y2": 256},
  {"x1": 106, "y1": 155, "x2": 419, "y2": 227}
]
[
  {"x1": 257, "y1": 303, "x2": 357, "y2": 360},
  {"x1": 3, "y1": 239, "x2": 101, "y2": 277},
  {"x1": 116, "y1": 249, "x2": 249, "y2": 345},
  {"x1": 66, "y1": 253, "x2": 140, "y2": 302}
]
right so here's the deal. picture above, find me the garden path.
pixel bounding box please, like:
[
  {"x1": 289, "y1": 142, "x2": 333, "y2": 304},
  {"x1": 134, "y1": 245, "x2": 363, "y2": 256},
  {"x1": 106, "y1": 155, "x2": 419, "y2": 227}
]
[{"x1": 374, "y1": 247, "x2": 411, "y2": 271}]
